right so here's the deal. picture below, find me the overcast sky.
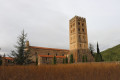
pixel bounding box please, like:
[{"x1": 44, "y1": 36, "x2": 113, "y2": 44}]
[{"x1": 0, "y1": 0, "x2": 120, "y2": 55}]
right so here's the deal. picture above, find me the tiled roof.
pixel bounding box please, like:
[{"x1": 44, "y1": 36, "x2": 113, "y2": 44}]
[
  {"x1": 39, "y1": 55, "x2": 66, "y2": 58},
  {"x1": 30, "y1": 46, "x2": 69, "y2": 51},
  {"x1": 4, "y1": 57, "x2": 14, "y2": 60}
]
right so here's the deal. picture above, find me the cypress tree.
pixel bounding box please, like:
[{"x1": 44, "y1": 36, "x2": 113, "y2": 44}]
[
  {"x1": 70, "y1": 54, "x2": 73, "y2": 63},
  {"x1": 65, "y1": 56, "x2": 68, "y2": 64},
  {"x1": 53, "y1": 56, "x2": 56, "y2": 64},
  {"x1": 95, "y1": 42, "x2": 103, "y2": 62},
  {"x1": 36, "y1": 56, "x2": 38, "y2": 65}
]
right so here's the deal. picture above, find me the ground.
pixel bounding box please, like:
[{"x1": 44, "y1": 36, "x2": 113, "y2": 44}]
[{"x1": 0, "y1": 62, "x2": 120, "y2": 80}]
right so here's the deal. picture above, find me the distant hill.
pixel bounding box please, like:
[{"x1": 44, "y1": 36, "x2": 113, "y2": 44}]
[{"x1": 101, "y1": 44, "x2": 120, "y2": 61}]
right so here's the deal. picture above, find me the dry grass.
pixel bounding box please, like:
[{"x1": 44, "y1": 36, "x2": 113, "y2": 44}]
[{"x1": 0, "y1": 62, "x2": 120, "y2": 80}]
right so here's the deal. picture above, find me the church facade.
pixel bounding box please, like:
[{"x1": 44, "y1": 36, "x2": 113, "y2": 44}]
[{"x1": 26, "y1": 16, "x2": 94, "y2": 65}]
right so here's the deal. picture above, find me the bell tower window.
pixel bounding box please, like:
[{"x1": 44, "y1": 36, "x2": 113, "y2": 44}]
[
  {"x1": 82, "y1": 28, "x2": 84, "y2": 32},
  {"x1": 82, "y1": 23, "x2": 84, "y2": 26}
]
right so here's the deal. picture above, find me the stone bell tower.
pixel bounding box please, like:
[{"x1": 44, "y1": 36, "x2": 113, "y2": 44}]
[{"x1": 69, "y1": 16, "x2": 94, "y2": 63}]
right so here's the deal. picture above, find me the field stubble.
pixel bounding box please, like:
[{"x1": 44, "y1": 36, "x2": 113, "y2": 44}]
[{"x1": 0, "y1": 62, "x2": 120, "y2": 80}]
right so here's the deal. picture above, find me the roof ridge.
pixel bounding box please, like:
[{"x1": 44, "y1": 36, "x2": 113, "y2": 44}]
[{"x1": 30, "y1": 46, "x2": 69, "y2": 51}]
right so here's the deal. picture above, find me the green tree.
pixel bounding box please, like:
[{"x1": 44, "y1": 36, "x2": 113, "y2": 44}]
[
  {"x1": 36, "y1": 56, "x2": 38, "y2": 65},
  {"x1": 70, "y1": 54, "x2": 73, "y2": 63},
  {"x1": 95, "y1": 42, "x2": 103, "y2": 62},
  {"x1": 82, "y1": 56, "x2": 85, "y2": 62},
  {"x1": 11, "y1": 30, "x2": 31, "y2": 65},
  {"x1": 53, "y1": 56, "x2": 56, "y2": 64},
  {"x1": 65, "y1": 56, "x2": 68, "y2": 64}
]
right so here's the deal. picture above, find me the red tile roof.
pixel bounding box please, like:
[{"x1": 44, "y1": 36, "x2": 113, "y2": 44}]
[
  {"x1": 39, "y1": 55, "x2": 66, "y2": 58},
  {"x1": 4, "y1": 57, "x2": 14, "y2": 60},
  {"x1": 30, "y1": 46, "x2": 69, "y2": 51}
]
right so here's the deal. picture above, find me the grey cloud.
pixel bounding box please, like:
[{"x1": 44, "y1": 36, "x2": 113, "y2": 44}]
[{"x1": 0, "y1": 0, "x2": 120, "y2": 55}]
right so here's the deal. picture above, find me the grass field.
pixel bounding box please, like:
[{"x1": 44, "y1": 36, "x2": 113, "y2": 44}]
[{"x1": 0, "y1": 62, "x2": 120, "y2": 80}]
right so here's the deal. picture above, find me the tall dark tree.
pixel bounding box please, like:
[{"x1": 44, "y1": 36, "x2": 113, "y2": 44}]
[
  {"x1": 65, "y1": 56, "x2": 68, "y2": 64},
  {"x1": 70, "y1": 54, "x2": 73, "y2": 63},
  {"x1": 95, "y1": 42, "x2": 103, "y2": 62},
  {"x1": 36, "y1": 56, "x2": 38, "y2": 65},
  {"x1": 53, "y1": 56, "x2": 57, "y2": 64},
  {"x1": 11, "y1": 30, "x2": 31, "y2": 65}
]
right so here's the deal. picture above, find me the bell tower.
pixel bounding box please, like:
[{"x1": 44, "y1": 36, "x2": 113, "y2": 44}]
[{"x1": 69, "y1": 16, "x2": 94, "y2": 62}]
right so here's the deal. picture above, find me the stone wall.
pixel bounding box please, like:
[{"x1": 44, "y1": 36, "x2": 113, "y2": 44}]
[{"x1": 28, "y1": 46, "x2": 69, "y2": 64}]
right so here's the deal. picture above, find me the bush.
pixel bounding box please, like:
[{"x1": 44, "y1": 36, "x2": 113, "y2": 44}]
[{"x1": 70, "y1": 54, "x2": 73, "y2": 63}]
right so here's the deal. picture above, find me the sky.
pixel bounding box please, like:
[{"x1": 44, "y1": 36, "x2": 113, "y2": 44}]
[{"x1": 0, "y1": 0, "x2": 120, "y2": 55}]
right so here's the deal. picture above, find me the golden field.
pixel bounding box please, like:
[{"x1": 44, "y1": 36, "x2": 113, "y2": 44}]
[{"x1": 0, "y1": 62, "x2": 120, "y2": 80}]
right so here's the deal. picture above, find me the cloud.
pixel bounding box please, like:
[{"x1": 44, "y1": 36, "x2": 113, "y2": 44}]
[{"x1": 0, "y1": 0, "x2": 120, "y2": 55}]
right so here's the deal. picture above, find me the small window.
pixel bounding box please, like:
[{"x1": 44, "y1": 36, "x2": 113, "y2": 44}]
[
  {"x1": 78, "y1": 22, "x2": 80, "y2": 25},
  {"x1": 82, "y1": 23, "x2": 84, "y2": 26},
  {"x1": 62, "y1": 54, "x2": 64, "y2": 56},
  {"x1": 56, "y1": 53, "x2": 57, "y2": 56},
  {"x1": 82, "y1": 29, "x2": 84, "y2": 32}
]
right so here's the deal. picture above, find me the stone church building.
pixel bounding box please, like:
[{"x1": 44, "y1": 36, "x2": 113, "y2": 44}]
[{"x1": 26, "y1": 16, "x2": 94, "y2": 65}]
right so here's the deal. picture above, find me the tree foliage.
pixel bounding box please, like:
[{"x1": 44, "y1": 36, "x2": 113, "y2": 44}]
[
  {"x1": 11, "y1": 30, "x2": 31, "y2": 65},
  {"x1": 36, "y1": 56, "x2": 38, "y2": 65},
  {"x1": 65, "y1": 56, "x2": 68, "y2": 64},
  {"x1": 53, "y1": 56, "x2": 56, "y2": 64},
  {"x1": 70, "y1": 54, "x2": 73, "y2": 63},
  {"x1": 95, "y1": 42, "x2": 103, "y2": 62}
]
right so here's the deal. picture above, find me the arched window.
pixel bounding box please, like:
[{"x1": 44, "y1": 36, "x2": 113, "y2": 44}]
[
  {"x1": 82, "y1": 23, "x2": 84, "y2": 26},
  {"x1": 78, "y1": 22, "x2": 80, "y2": 25},
  {"x1": 82, "y1": 28, "x2": 84, "y2": 32}
]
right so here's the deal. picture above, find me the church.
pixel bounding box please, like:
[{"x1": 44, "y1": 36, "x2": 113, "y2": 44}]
[{"x1": 26, "y1": 16, "x2": 94, "y2": 65}]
